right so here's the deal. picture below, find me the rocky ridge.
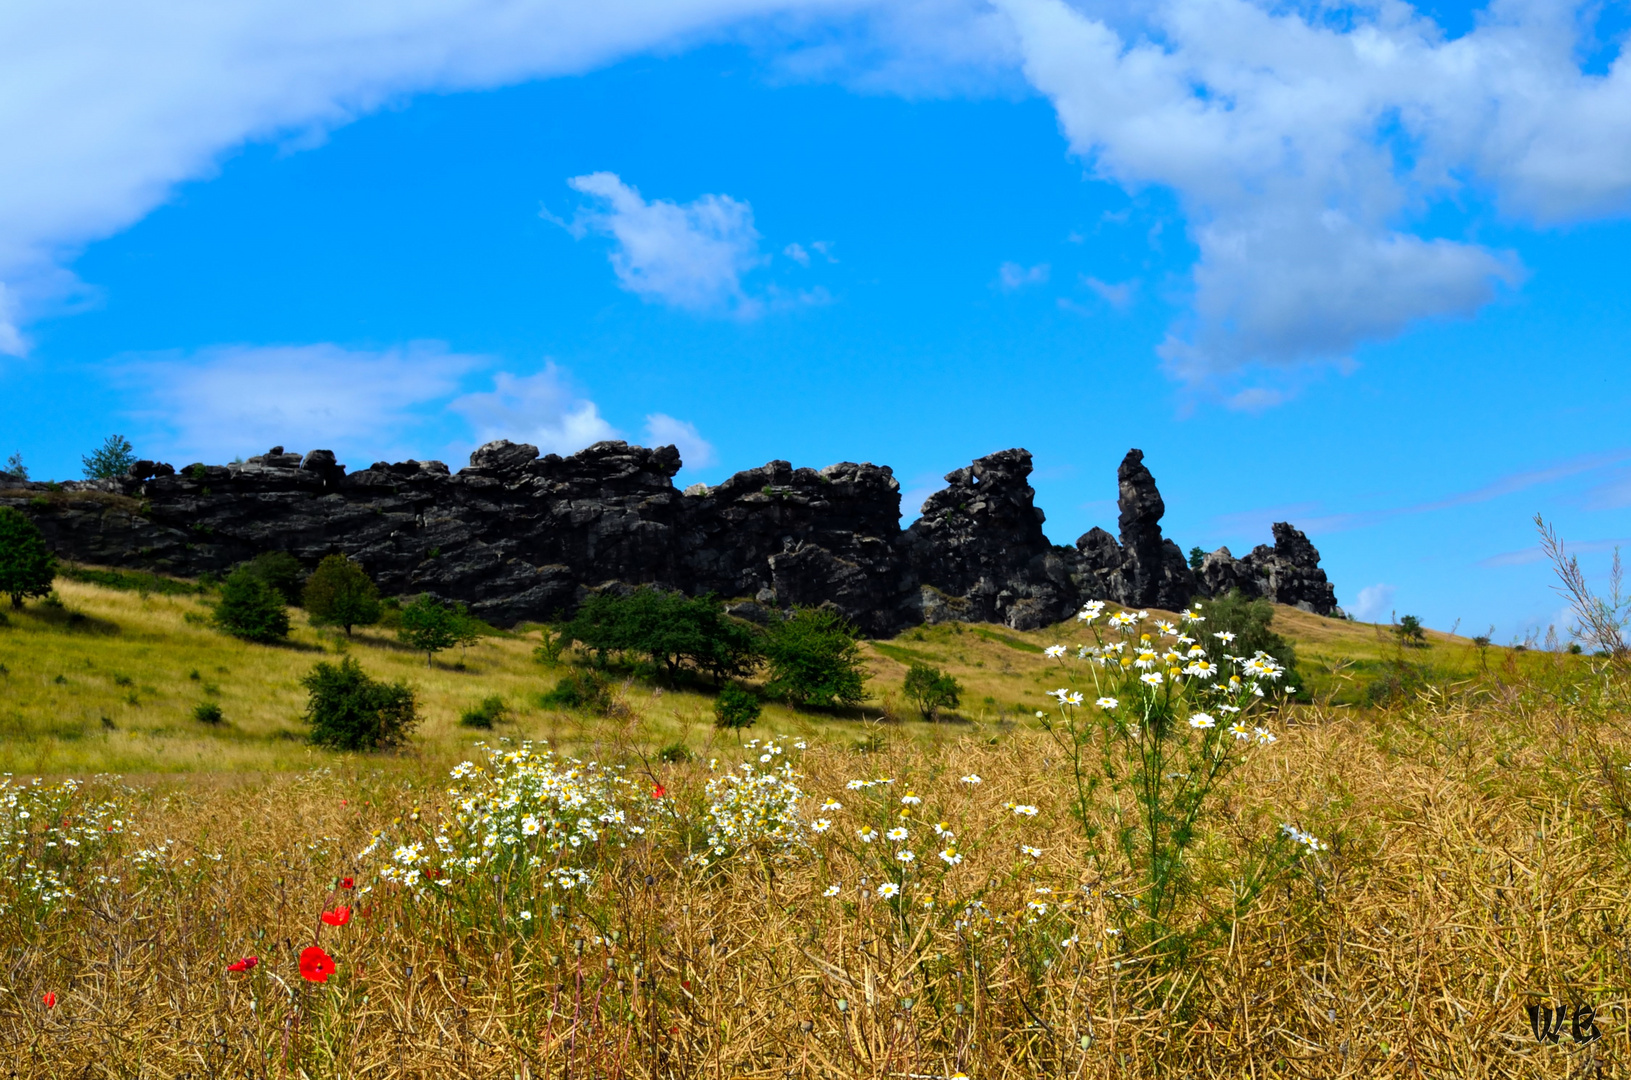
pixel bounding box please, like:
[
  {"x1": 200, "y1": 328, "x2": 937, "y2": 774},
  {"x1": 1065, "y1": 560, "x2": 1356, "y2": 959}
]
[{"x1": 0, "y1": 443, "x2": 1339, "y2": 631}]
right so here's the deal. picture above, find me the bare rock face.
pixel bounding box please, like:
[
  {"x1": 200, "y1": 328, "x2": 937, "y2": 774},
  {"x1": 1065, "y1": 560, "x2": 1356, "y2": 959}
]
[{"x1": 1, "y1": 440, "x2": 1339, "y2": 629}]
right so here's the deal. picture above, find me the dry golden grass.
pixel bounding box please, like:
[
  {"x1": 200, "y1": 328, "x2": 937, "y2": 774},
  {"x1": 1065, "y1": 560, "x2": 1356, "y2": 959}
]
[{"x1": 3, "y1": 646, "x2": 1629, "y2": 1077}]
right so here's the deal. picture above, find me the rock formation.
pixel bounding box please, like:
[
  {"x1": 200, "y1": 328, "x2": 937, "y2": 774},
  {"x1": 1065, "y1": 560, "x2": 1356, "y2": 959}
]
[{"x1": 0, "y1": 441, "x2": 1341, "y2": 631}]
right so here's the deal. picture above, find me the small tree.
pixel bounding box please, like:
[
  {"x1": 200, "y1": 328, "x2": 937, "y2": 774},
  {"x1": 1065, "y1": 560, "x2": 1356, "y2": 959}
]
[
  {"x1": 241, "y1": 551, "x2": 305, "y2": 605},
  {"x1": 398, "y1": 593, "x2": 480, "y2": 666},
  {"x1": 212, "y1": 566, "x2": 291, "y2": 643},
  {"x1": 3, "y1": 452, "x2": 26, "y2": 481},
  {"x1": 303, "y1": 555, "x2": 382, "y2": 634},
  {"x1": 1394, "y1": 614, "x2": 1428, "y2": 648},
  {"x1": 902, "y1": 662, "x2": 961, "y2": 720},
  {"x1": 1187, "y1": 545, "x2": 1206, "y2": 571},
  {"x1": 301, "y1": 657, "x2": 419, "y2": 750},
  {"x1": 82, "y1": 435, "x2": 135, "y2": 480},
  {"x1": 0, "y1": 507, "x2": 56, "y2": 608},
  {"x1": 713, "y1": 682, "x2": 762, "y2": 733},
  {"x1": 762, "y1": 607, "x2": 869, "y2": 708},
  {"x1": 559, "y1": 588, "x2": 761, "y2": 683}
]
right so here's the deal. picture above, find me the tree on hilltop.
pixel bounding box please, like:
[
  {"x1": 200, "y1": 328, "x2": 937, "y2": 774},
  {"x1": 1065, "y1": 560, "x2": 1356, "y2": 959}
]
[
  {"x1": 82, "y1": 435, "x2": 135, "y2": 480},
  {"x1": 0, "y1": 507, "x2": 56, "y2": 608}
]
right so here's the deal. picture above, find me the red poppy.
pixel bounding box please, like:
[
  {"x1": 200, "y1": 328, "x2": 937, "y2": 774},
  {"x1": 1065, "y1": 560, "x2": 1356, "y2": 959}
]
[
  {"x1": 320, "y1": 906, "x2": 352, "y2": 927},
  {"x1": 652, "y1": 784, "x2": 667, "y2": 799},
  {"x1": 299, "y1": 946, "x2": 336, "y2": 983},
  {"x1": 227, "y1": 956, "x2": 259, "y2": 972},
  {"x1": 41, "y1": 992, "x2": 56, "y2": 1009},
  {"x1": 339, "y1": 876, "x2": 355, "y2": 890}
]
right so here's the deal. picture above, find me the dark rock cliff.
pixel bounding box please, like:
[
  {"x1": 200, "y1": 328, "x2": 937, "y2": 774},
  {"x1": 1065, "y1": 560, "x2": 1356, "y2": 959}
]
[{"x1": 0, "y1": 442, "x2": 1340, "y2": 631}]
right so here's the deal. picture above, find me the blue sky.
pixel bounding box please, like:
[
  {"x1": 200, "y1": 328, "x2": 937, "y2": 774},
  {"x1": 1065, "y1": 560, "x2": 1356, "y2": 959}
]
[{"x1": 4, "y1": 0, "x2": 1631, "y2": 643}]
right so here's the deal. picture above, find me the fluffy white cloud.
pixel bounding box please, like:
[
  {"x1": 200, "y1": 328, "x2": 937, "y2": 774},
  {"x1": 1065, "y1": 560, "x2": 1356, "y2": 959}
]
[
  {"x1": 450, "y1": 365, "x2": 620, "y2": 456},
  {"x1": 994, "y1": 0, "x2": 1631, "y2": 383},
  {"x1": 644, "y1": 412, "x2": 718, "y2": 470},
  {"x1": 1351, "y1": 583, "x2": 1397, "y2": 623},
  {"x1": 566, "y1": 172, "x2": 767, "y2": 315},
  {"x1": 119, "y1": 341, "x2": 482, "y2": 464}
]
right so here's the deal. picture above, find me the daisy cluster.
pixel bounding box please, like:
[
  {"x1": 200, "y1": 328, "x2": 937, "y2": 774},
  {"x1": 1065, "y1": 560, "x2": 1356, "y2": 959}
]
[
  {"x1": 1279, "y1": 822, "x2": 1328, "y2": 854},
  {"x1": 0, "y1": 776, "x2": 128, "y2": 912},
  {"x1": 692, "y1": 739, "x2": 809, "y2": 867},
  {"x1": 364, "y1": 741, "x2": 647, "y2": 893}
]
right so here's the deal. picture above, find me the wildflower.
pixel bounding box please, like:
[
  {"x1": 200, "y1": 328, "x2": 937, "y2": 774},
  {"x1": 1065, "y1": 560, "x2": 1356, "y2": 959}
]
[
  {"x1": 227, "y1": 957, "x2": 259, "y2": 972},
  {"x1": 1155, "y1": 619, "x2": 1176, "y2": 635},
  {"x1": 821, "y1": 798, "x2": 843, "y2": 811},
  {"x1": 811, "y1": 819, "x2": 832, "y2": 833},
  {"x1": 1188, "y1": 713, "x2": 1216, "y2": 730},
  {"x1": 1218, "y1": 703, "x2": 1241, "y2": 713},
  {"x1": 876, "y1": 882, "x2": 901, "y2": 899},
  {"x1": 1027, "y1": 901, "x2": 1048, "y2": 914},
  {"x1": 1047, "y1": 687, "x2": 1071, "y2": 702},
  {"x1": 886, "y1": 826, "x2": 909, "y2": 841},
  {"x1": 521, "y1": 817, "x2": 541, "y2": 836},
  {"x1": 519, "y1": 910, "x2": 532, "y2": 921},
  {"x1": 932, "y1": 821, "x2": 954, "y2": 836},
  {"x1": 940, "y1": 847, "x2": 963, "y2": 866},
  {"x1": 1229, "y1": 722, "x2": 1250, "y2": 741},
  {"x1": 339, "y1": 877, "x2": 354, "y2": 890},
  {"x1": 1078, "y1": 600, "x2": 1105, "y2": 622},
  {"x1": 1133, "y1": 650, "x2": 1158, "y2": 670},
  {"x1": 1035, "y1": 711, "x2": 1045, "y2": 719},
  {"x1": 1065, "y1": 691, "x2": 1083, "y2": 706},
  {"x1": 858, "y1": 826, "x2": 877, "y2": 844},
  {"x1": 1095, "y1": 696, "x2": 1118, "y2": 710},
  {"x1": 1045, "y1": 644, "x2": 1067, "y2": 659},
  {"x1": 1184, "y1": 659, "x2": 1217, "y2": 678},
  {"x1": 823, "y1": 884, "x2": 841, "y2": 897},
  {"x1": 299, "y1": 946, "x2": 337, "y2": 983},
  {"x1": 1253, "y1": 727, "x2": 1277, "y2": 746},
  {"x1": 1140, "y1": 672, "x2": 1163, "y2": 687},
  {"x1": 896, "y1": 850, "x2": 915, "y2": 864},
  {"x1": 1011, "y1": 804, "x2": 1039, "y2": 817},
  {"x1": 652, "y1": 784, "x2": 667, "y2": 799},
  {"x1": 320, "y1": 906, "x2": 352, "y2": 927},
  {"x1": 1021, "y1": 845, "x2": 1043, "y2": 858},
  {"x1": 846, "y1": 779, "x2": 867, "y2": 790},
  {"x1": 900, "y1": 792, "x2": 922, "y2": 806},
  {"x1": 1214, "y1": 630, "x2": 1236, "y2": 643},
  {"x1": 42, "y1": 992, "x2": 56, "y2": 1009},
  {"x1": 961, "y1": 774, "x2": 982, "y2": 785}
]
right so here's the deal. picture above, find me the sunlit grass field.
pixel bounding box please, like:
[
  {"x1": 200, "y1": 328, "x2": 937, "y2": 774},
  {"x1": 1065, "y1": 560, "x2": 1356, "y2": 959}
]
[{"x1": 4, "y1": 574, "x2": 1625, "y2": 1077}]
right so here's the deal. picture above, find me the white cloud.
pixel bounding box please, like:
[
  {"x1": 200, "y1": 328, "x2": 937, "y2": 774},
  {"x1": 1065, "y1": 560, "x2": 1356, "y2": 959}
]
[
  {"x1": 643, "y1": 412, "x2": 717, "y2": 470},
  {"x1": 450, "y1": 364, "x2": 620, "y2": 456},
  {"x1": 996, "y1": 261, "x2": 1049, "y2": 290},
  {"x1": 119, "y1": 340, "x2": 482, "y2": 465},
  {"x1": 566, "y1": 172, "x2": 766, "y2": 315},
  {"x1": 1352, "y1": 584, "x2": 1397, "y2": 623},
  {"x1": 784, "y1": 242, "x2": 810, "y2": 265},
  {"x1": 1082, "y1": 275, "x2": 1133, "y2": 309},
  {"x1": 991, "y1": 0, "x2": 1631, "y2": 384}
]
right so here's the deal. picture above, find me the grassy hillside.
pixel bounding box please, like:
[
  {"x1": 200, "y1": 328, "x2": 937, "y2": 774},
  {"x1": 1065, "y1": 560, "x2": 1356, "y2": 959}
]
[{"x1": 0, "y1": 569, "x2": 1543, "y2": 776}]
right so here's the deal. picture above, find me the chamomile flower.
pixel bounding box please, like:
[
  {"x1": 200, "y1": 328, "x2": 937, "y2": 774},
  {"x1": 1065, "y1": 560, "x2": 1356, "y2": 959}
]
[
  {"x1": 821, "y1": 798, "x2": 843, "y2": 811},
  {"x1": 1045, "y1": 644, "x2": 1068, "y2": 659},
  {"x1": 932, "y1": 821, "x2": 954, "y2": 836},
  {"x1": 876, "y1": 882, "x2": 901, "y2": 899},
  {"x1": 1140, "y1": 672, "x2": 1163, "y2": 687},
  {"x1": 823, "y1": 883, "x2": 841, "y2": 897},
  {"x1": 1214, "y1": 630, "x2": 1236, "y2": 643},
  {"x1": 1253, "y1": 727, "x2": 1277, "y2": 746},
  {"x1": 940, "y1": 847, "x2": 963, "y2": 866},
  {"x1": 960, "y1": 774, "x2": 983, "y2": 785},
  {"x1": 896, "y1": 850, "x2": 915, "y2": 864},
  {"x1": 1133, "y1": 650, "x2": 1159, "y2": 670},
  {"x1": 858, "y1": 826, "x2": 878, "y2": 844},
  {"x1": 900, "y1": 792, "x2": 922, "y2": 806},
  {"x1": 1021, "y1": 845, "x2": 1043, "y2": 858},
  {"x1": 811, "y1": 819, "x2": 833, "y2": 833},
  {"x1": 1188, "y1": 713, "x2": 1217, "y2": 730},
  {"x1": 1095, "y1": 696, "x2": 1119, "y2": 710},
  {"x1": 1229, "y1": 722, "x2": 1251, "y2": 741},
  {"x1": 1011, "y1": 804, "x2": 1039, "y2": 817},
  {"x1": 886, "y1": 826, "x2": 909, "y2": 841}
]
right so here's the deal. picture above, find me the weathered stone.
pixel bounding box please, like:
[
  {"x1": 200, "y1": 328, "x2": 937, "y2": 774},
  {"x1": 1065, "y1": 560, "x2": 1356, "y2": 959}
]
[{"x1": 1, "y1": 441, "x2": 1339, "y2": 629}]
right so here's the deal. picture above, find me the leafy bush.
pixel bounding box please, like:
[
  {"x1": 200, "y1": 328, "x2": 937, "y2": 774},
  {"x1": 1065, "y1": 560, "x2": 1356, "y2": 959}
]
[
  {"x1": 1187, "y1": 545, "x2": 1206, "y2": 571},
  {"x1": 300, "y1": 657, "x2": 419, "y2": 751},
  {"x1": 537, "y1": 669, "x2": 613, "y2": 713},
  {"x1": 658, "y1": 741, "x2": 692, "y2": 763},
  {"x1": 0, "y1": 506, "x2": 56, "y2": 609},
  {"x1": 211, "y1": 566, "x2": 290, "y2": 643},
  {"x1": 459, "y1": 695, "x2": 508, "y2": 729},
  {"x1": 397, "y1": 594, "x2": 480, "y2": 666},
  {"x1": 531, "y1": 628, "x2": 567, "y2": 665},
  {"x1": 560, "y1": 588, "x2": 761, "y2": 683},
  {"x1": 1199, "y1": 590, "x2": 1303, "y2": 696},
  {"x1": 241, "y1": 551, "x2": 306, "y2": 606},
  {"x1": 302, "y1": 555, "x2": 381, "y2": 634},
  {"x1": 713, "y1": 682, "x2": 762, "y2": 731},
  {"x1": 81, "y1": 435, "x2": 135, "y2": 480},
  {"x1": 762, "y1": 607, "x2": 869, "y2": 708},
  {"x1": 902, "y1": 662, "x2": 962, "y2": 719},
  {"x1": 192, "y1": 702, "x2": 224, "y2": 725}
]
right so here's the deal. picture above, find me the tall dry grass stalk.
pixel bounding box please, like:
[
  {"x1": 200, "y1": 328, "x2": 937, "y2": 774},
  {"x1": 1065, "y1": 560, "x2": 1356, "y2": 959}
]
[{"x1": 3, "y1": 650, "x2": 1630, "y2": 1077}]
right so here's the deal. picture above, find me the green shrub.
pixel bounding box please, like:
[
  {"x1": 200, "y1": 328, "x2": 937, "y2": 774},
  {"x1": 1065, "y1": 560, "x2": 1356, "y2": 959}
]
[
  {"x1": 302, "y1": 555, "x2": 382, "y2": 634},
  {"x1": 762, "y1": 607, "x2": 869, "y2": 708},
  {"x1": 192, "y1": 702, "x2": 224, "y2": 725},
  {"x1": 1394, "y1": 614, "x2": 1428, "y2": 648},
  {"x1": 300, "y1": 656, "x2": 419, "y2": 751},
  {"x1": 81, "y1": 435, "x2": 135, "y2": 480},
  {"x1": 459, "y1": 695, "x2": 508, "y2": 729},
  {"x1": 211, "y1": 567, "x2": 290, "y2": 643},
  {"x1": 902, "y1": 662, "x2": 961, "y2": 719},
  {"x1": 242, "y1": 551, "x2": 305, "y2": 606},
  {"x1": 712, "y1": 682, "x2": 762, "y2": 731},
  {"x1": 537, "y1": 670, "x2": 613, "y2": 713},
  {"x1": 531, "y1": 628, "x2": 567, "y2": 665},
  {"x1": 1200, "y1": 590, "x2": 1303, "y2": 696},
  {"x1": 0, "y1": 506, "x2": 56, "y2": 609},
  {"x1": 658, "y1": 741, "x2": 692, "y2": 763},
  {"x1": 560, "y1": 588, "x2": 761, "y2": 683},
  {"x1": 397, "y1": 594, "x2": 480, "y2": 666}
]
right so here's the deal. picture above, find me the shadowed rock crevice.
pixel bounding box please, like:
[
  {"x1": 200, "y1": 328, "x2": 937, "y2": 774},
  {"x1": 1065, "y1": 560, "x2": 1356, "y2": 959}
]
[{"x1": 1, "y1": 442, "x2": 1339, "y2": 632}]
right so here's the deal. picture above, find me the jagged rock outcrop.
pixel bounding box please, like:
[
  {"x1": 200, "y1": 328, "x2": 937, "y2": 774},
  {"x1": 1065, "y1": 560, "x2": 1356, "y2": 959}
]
[{"x1": 0, "y1": 441, "x2": 1340, "y2": 630}]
